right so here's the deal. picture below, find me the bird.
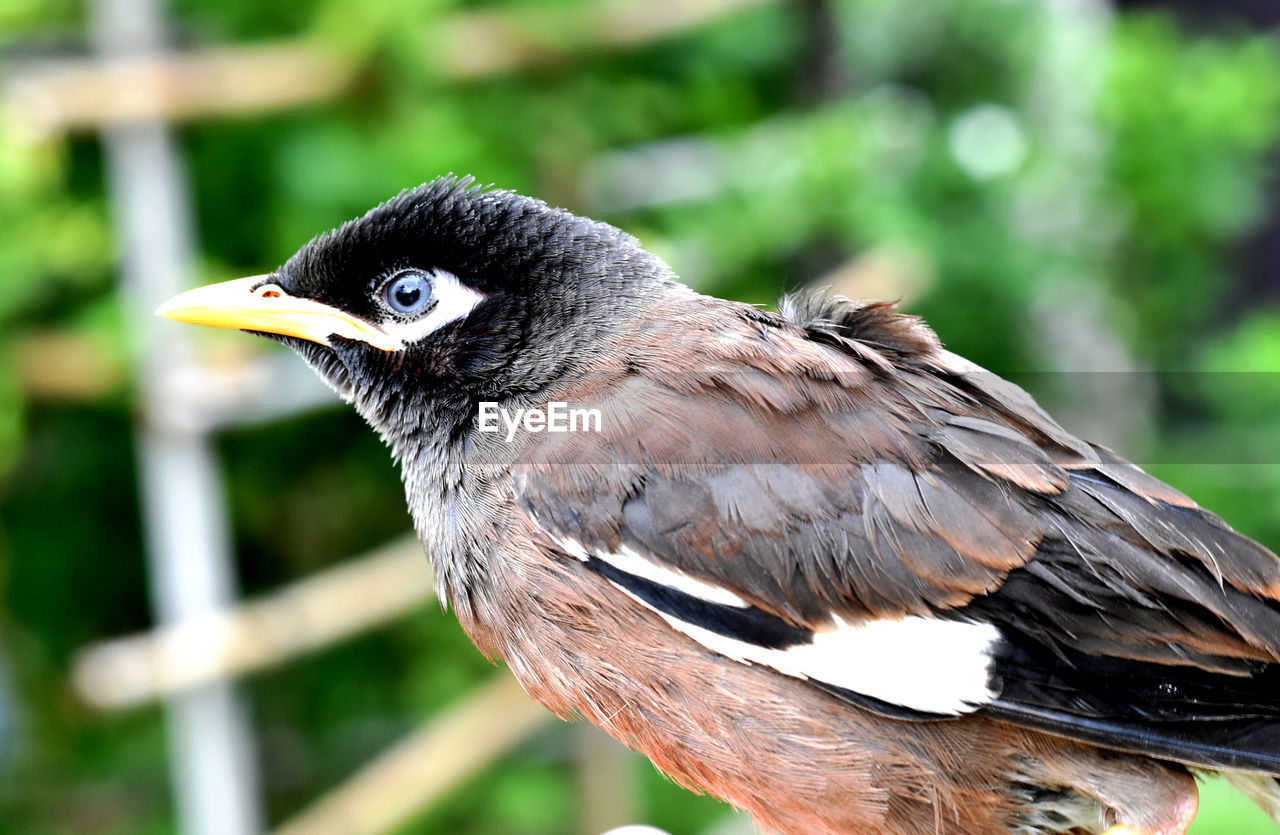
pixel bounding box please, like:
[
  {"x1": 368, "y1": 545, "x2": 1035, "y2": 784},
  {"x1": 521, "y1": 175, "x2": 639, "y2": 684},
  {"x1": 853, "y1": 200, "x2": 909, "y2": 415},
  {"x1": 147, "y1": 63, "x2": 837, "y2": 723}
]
[{"x1": 157, "y1": 177, "x2": 1280, "y2": 835}]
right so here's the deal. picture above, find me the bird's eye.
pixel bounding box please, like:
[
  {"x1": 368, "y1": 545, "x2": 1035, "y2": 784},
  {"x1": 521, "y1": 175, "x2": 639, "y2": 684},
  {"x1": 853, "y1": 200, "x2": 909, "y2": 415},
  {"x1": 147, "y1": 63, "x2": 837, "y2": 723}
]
[{"x1": 382, "y1": 271, "x2": 434, "y2": 316}]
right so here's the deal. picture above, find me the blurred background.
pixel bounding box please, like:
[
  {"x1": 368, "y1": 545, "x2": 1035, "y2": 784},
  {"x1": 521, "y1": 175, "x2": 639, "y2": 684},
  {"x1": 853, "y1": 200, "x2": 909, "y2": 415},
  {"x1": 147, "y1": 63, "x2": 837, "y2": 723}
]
[{"x1": 2, "y1": 0, "x2": 1280, "y2": 833}]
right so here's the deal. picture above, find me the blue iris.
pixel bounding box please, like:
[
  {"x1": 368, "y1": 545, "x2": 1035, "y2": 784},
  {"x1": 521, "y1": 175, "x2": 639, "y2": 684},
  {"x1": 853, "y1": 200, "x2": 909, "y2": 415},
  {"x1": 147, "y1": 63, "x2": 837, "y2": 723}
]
[{"x1": 384, "y1": 271, "x2": 433, "y2": 315}]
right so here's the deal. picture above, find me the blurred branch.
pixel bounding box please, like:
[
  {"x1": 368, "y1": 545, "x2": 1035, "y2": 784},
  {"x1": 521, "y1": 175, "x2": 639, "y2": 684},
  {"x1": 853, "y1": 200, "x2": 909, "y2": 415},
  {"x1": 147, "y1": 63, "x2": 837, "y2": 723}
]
[
  {"x1": 273, "y1": 673, "x2": 550, "y2": 835},
  {"x1": 4, "y1": 0, "x2": 780, "y2": 138},
  {"x1": 430, "y1": 0, "x2": 779, "y2": 77},
  {"x1": 11, "y1": 331, "x2": 339, "y2": 416},
  {"x1": 578, "y1": 725, "x2": 640, "y2": 835},
  {"x1": 149, "y1": 341, "x2": 344, "y2": 433},
  {"x1": 14, "y1": 331, "x2": 125, "y2": 400},
  {"x1": 72, "y1": 535, "x2": 432, "y2": 708},
  {"x1": 2, "y1": 42, "x2": 355, "y2": 139}
]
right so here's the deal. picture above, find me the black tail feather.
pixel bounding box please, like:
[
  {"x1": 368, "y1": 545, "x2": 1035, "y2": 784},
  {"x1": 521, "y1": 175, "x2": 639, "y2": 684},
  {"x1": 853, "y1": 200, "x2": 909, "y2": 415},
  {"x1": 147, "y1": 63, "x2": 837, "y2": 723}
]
[{"x1": 984, "y1": 637, "x2": 1280, "y2": 774}]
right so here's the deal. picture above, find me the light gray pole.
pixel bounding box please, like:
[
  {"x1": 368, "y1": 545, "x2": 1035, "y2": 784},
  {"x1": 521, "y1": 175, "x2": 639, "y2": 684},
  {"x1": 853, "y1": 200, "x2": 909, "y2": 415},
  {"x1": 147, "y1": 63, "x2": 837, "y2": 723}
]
[{"x1": 90, "y1": 1, "x2": 263, "y2": 833}]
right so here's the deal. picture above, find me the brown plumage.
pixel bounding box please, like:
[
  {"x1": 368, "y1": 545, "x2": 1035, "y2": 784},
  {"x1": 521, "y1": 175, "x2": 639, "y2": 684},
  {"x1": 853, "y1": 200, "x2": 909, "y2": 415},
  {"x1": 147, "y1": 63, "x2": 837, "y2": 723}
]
[
  {"x1": 157, "y1": 179, "x2": 1280, "y2": 834},
  {"x1": 491, "y1": 288, "x2": 1280, "y2": 832},
  {"x1": 518, "y1": 290, "x2": 1280, "y2": 657}
]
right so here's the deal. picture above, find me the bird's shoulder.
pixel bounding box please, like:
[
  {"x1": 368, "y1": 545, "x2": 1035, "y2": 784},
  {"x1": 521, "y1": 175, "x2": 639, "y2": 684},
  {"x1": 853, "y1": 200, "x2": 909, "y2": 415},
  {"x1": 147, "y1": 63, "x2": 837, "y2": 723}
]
[{"x1": 513, "y1": 289, "x2": 1161, "y2": 623}]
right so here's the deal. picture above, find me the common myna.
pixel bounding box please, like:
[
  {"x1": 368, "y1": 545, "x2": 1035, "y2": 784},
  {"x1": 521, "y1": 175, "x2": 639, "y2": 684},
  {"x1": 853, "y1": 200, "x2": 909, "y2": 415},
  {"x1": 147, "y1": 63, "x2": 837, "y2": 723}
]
[{"x1": 158, "y1": 178, "x2": 1280, "y2": 835}]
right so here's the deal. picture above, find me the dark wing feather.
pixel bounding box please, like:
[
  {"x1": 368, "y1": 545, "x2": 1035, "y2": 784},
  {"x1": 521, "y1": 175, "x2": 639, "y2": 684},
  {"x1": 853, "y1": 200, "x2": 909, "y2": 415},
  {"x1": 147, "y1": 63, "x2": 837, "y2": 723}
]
[
  {"x1": 514, "y1": 292, "x2": 1280, "y2": 770},
  {"x1": 983, "y1": 636, "x2": 1280, "y2": 772}
]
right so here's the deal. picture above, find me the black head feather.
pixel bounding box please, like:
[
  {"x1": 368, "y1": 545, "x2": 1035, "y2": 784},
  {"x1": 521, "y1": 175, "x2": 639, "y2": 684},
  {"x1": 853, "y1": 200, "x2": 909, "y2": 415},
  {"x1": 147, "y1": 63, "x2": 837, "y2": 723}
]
[{"x1": 268, "y1": 176, "x2": 676, "y2": 434}]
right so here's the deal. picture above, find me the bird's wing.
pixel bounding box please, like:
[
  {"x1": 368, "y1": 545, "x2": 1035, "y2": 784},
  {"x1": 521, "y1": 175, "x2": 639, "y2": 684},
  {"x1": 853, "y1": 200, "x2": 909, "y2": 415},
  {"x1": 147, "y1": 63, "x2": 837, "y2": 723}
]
[{"x1": 512, "y1": 295, "x2": 1280, "y2": 770}]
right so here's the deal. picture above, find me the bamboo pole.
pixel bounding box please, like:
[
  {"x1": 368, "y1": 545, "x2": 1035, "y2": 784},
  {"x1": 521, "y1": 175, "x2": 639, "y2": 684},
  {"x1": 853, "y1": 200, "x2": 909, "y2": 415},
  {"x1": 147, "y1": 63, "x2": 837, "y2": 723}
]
[
  {"x1": 91, "y1": 0, "x2": 263, "y2": 830},
  {"x1": 4, "y1": 0, "x2": 782, "y2": 137},
  {"x1": 73, "y1": 535, "x2": 432, "y2": 708},
  {"x1": 273, "y1": 674, "x2": 551, "y2": 835},
  {"x1": 3, "y1": 42, "x2": 353, "y2": 139},
  {"x1": 429, "y1": 0, "x2": 778, "y2": 77}
]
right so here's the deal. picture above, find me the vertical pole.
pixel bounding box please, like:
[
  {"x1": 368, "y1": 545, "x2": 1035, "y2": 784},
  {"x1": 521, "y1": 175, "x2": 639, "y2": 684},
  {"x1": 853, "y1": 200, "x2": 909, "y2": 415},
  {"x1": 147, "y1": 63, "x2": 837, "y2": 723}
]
[{"x1": 90, "y1": 1, "x2": 263, "y2": 833}]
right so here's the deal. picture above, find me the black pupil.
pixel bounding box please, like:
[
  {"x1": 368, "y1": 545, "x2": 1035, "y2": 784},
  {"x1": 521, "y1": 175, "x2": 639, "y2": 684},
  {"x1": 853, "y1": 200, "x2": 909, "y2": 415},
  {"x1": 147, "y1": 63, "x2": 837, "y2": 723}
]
[{"x1": 393, "y1": 278, "x2": 422, "y2": 310}]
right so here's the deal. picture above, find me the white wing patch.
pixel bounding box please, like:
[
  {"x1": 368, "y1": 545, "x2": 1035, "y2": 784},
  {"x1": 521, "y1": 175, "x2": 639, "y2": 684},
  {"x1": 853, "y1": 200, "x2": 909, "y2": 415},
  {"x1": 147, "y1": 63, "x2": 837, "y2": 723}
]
[
  {"x1": 662, "y1": 611, "x2": 1000, "y2": 715},
  {"x1": 558, "y1": 534, "x2": 1000, "y2": 716},
  {"x1": 380, "y1": 269, "x2": 486, "y2": 346}
]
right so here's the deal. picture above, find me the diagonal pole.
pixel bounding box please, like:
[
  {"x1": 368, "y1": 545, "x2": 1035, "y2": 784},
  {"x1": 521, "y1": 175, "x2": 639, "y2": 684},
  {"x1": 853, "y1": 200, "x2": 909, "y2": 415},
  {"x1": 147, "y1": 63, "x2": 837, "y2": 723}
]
[{"x1": 90, "y1": 0, "x2": 263, "y2": 833}]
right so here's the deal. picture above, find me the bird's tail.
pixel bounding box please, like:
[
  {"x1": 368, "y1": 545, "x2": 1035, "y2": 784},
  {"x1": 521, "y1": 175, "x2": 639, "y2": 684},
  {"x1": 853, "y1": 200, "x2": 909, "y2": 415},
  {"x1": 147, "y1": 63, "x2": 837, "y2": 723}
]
[{"x1": 1221, "y1": 771, "x2": 1280, "y2": 824}]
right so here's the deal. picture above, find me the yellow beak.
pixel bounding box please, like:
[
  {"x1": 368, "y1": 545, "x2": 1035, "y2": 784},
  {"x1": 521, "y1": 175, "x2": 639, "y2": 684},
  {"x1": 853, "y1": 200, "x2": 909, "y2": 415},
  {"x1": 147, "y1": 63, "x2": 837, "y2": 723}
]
[{"x1": 155, "y1": 275, "x2": 401, "y2": 352}]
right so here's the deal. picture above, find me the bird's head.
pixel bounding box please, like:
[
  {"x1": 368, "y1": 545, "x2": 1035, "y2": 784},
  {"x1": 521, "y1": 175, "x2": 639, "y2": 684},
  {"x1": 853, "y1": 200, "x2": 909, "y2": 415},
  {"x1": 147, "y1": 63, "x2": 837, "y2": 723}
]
[{"x1": 158, "y1": 177, "x2": 671, "y2": 437}]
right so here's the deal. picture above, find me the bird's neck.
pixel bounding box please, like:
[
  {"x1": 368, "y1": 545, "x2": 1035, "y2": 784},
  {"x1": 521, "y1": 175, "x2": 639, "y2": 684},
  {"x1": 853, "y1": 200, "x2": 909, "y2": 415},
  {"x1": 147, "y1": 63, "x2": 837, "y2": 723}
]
[{"x1": 375, "y1": 275, "x2": 692, "y2": 609}]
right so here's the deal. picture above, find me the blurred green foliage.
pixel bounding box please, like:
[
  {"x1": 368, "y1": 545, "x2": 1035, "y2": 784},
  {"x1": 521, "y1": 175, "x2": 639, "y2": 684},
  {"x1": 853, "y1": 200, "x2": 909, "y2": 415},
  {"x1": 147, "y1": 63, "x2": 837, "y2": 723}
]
[{"x1": 1, "y1": 0, "x2": 1280, "y2": 833}]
